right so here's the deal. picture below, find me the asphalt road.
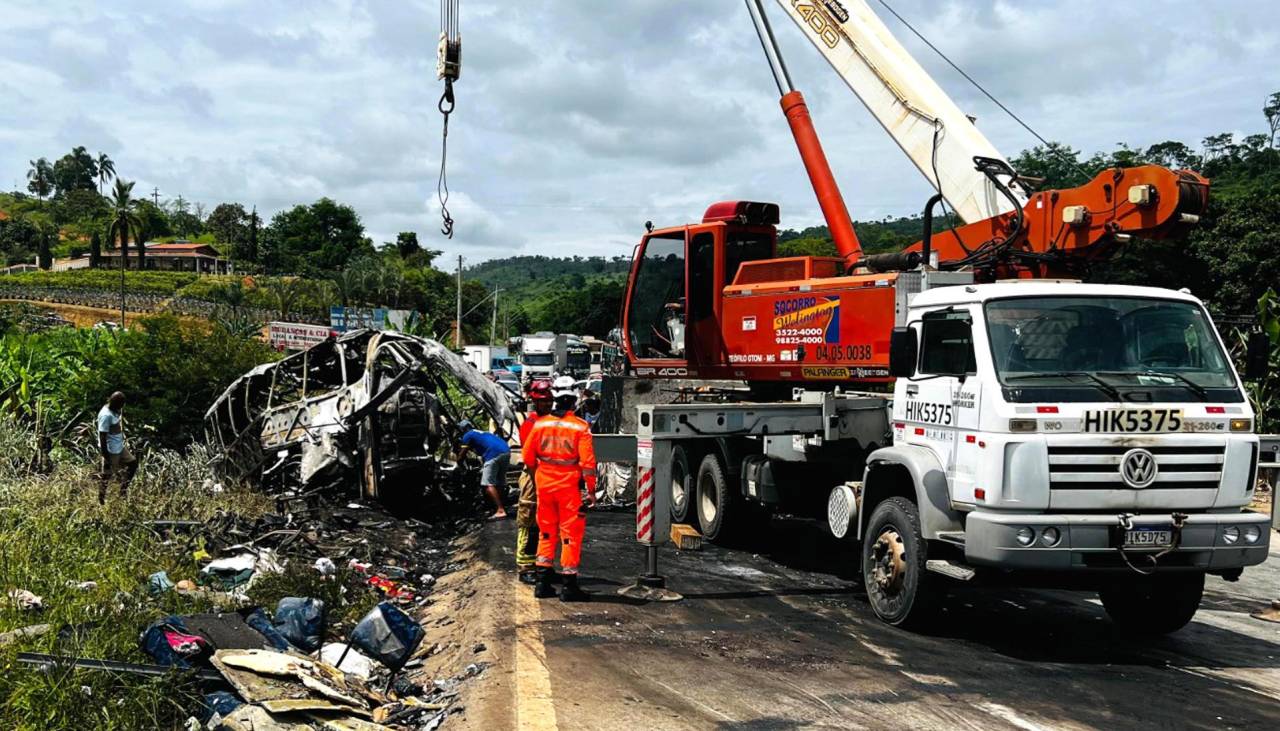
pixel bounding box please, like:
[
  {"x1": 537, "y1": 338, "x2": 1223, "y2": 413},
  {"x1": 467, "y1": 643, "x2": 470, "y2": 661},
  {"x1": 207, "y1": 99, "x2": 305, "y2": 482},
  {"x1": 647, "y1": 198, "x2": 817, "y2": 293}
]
[{"x1": 478, "y1": 509, "x2": 1280, "y2": 730}]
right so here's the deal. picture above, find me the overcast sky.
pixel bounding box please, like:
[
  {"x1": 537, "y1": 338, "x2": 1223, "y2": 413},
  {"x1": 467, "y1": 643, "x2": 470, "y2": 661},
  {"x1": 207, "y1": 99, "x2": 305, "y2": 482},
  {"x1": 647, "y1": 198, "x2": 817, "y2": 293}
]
[{"x1": 2, "y1": 1, "x2": 1276, "y2": 264}]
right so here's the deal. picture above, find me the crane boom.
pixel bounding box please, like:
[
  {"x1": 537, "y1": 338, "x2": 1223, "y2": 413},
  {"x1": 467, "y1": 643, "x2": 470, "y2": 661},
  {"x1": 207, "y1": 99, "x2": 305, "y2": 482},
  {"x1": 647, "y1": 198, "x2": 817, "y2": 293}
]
[{"x1": 771, "y1": 0, "x2": 1028, "y2": 224}]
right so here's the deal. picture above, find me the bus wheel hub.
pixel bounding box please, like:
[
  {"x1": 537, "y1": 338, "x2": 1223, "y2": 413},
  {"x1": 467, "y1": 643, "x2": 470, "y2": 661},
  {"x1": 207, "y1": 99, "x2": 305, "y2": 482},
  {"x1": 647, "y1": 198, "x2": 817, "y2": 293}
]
[{"x1": 871, "y1": 529, "x2": 907, "y2": 593}]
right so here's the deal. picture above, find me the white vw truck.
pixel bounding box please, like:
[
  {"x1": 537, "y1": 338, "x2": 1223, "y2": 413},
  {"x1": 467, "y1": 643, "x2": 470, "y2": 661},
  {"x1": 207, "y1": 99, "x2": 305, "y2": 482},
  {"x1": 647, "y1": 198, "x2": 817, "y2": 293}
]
[{"x1": 863, "y1": 281, "x2": 1269, "y2": 631}]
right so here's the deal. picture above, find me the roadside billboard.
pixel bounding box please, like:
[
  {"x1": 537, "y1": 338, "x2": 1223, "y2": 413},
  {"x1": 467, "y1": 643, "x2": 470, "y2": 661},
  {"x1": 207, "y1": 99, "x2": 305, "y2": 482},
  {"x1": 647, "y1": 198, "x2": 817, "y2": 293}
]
[
  {"x1": 330, "y1": 307, "x2": 387, "y2": 332},
  {"x1": 329, "y1": 307, "x2": 419, "y2": 333},
  {"x1": 268, "y1": 322, "x2": 334, "y2": 351}
]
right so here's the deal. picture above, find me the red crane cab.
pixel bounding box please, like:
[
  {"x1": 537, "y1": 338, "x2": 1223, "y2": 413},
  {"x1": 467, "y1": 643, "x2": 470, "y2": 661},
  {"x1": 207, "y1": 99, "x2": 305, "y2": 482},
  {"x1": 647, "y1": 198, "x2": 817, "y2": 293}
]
[{"x1": 620, "y1": 200, "x2": 904, "y2": 386}]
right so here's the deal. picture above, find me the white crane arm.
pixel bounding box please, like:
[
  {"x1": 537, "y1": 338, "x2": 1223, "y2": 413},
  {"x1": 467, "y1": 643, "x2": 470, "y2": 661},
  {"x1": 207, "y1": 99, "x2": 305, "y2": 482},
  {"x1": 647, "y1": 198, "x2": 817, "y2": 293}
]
[{"x1": 771, "y1": 0, "x2": 1028, "y2": 223}]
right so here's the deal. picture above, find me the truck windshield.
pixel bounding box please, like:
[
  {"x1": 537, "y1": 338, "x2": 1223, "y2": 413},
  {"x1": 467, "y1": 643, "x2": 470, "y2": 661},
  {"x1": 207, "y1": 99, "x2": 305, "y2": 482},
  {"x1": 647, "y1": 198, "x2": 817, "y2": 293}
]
[
  {"x1": 523, "y1": 353, "x2": 554, "y2": 366},
  {"x1": 985, "y1": 297, "x2": 1237, "y2": 396}
]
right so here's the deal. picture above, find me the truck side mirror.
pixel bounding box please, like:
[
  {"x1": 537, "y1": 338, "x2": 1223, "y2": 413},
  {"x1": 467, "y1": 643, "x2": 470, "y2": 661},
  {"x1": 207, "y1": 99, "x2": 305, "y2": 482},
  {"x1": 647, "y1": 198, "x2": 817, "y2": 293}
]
[
  {"x1": 889, "y1": 327, "x2": 918, "y2": 378},
  {"x1": 1244, "y1": 331, "x2": 1270, "y2": 381}
]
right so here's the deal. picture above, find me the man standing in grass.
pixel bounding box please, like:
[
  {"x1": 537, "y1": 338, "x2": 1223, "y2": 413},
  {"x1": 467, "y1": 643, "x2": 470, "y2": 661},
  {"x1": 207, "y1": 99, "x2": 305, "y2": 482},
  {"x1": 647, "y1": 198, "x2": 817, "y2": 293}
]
[{"x1": 97, "y1": 391, "x2": 137, "y2": 504}]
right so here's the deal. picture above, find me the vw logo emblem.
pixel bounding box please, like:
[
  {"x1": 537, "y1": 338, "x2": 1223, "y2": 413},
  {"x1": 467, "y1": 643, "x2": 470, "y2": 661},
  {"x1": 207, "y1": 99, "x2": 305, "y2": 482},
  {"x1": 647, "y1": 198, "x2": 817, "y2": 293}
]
[{"x1": 1120, "y1": 448, "x2": 1158, "y2": 488}]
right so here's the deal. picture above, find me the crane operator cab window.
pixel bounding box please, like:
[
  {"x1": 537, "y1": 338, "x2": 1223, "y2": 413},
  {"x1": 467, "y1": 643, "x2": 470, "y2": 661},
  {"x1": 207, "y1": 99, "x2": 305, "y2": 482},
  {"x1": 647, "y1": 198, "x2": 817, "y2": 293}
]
[
  {"x1": 919, "y1": 309, "x2": 976, "y2": 376},
  {"x1": 627, "y1": 233, "x2": 687, "y2": 359}
]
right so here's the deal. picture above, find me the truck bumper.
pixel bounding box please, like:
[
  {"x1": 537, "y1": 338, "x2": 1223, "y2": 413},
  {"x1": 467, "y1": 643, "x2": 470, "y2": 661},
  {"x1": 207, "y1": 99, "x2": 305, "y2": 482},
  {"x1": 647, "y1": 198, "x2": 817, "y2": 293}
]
[{"x1": 964, "y1": 510, "x2": 1271, "y2": 571}]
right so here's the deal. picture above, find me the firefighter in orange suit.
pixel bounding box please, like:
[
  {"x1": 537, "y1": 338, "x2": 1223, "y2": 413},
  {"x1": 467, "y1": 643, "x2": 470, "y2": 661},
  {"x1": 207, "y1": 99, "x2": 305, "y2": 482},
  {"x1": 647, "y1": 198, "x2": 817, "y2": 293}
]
[
  {"x1": 522, "y1": 375, "x2": 597, "y2": 602},
  {"x1": 515, "y1": 379, "x2": 554, "y2": 585}
]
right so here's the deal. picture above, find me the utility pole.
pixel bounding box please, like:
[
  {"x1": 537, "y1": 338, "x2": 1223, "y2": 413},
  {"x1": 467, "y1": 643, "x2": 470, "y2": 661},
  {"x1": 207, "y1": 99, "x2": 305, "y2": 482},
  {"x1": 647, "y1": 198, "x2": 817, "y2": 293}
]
[
  {"x1": 151, "y1": 187, "x2": 160, "y2": 206},
  {"x1": 119, "y1": 234, "x2": 126, "y2": 326},
  {"x1": 490, "y1": 288, "x2": 501, "y2": 344},
  {"x1": 455, "y1": 254, "x2": 463, "y2": 347}
]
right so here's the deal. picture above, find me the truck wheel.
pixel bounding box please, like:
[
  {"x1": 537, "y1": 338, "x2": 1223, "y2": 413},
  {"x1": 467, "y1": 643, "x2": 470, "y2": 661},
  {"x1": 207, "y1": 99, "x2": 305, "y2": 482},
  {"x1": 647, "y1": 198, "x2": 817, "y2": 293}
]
[
  {"x1": 1098, "y1": 572, "x2": 1204, "y2": 635},
  {"x1": 670, "y1": 445, "x2": 694, "y2": 525},
  {"x1": 696, "y1": 452, "x2": 733, "y2": 543},
  {"x1": 862, "y1": 497, "x2": 937, "y2": 628}
]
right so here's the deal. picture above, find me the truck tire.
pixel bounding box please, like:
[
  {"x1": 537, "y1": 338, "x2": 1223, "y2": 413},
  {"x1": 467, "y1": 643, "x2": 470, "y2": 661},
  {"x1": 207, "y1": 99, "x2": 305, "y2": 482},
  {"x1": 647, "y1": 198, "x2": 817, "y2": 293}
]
[
  {"x1": 670, "y1": 444, "x2": 694, "y2": 525},
  {"x1": 1098, "y1": 572, "x2": 1204, "y2": 635},
  {"x1": 862, "y1": 497, "x2": 937, "y2": 628},
  {"x1": 696, "y1": 452, "x2": 733, "y2": 543}
]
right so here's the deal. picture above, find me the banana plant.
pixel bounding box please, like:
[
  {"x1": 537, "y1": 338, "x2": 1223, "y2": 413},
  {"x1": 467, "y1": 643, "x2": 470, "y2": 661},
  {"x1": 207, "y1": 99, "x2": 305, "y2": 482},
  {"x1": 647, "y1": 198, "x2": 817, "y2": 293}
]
[{"x1": 1238, "y1": 288, "x2": 1279, "y2": 433}]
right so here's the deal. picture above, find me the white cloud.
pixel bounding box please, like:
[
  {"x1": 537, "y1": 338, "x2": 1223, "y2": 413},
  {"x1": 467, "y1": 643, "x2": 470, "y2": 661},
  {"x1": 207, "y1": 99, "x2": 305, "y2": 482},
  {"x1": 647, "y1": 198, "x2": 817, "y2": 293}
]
[{"x1": 2, "y1": 0, "x2": 1277, "y2": 264}]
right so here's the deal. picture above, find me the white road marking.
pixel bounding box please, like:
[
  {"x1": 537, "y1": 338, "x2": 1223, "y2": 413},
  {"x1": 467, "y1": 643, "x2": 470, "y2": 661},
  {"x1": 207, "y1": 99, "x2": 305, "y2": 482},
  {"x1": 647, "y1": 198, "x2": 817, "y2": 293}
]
[{"x1": 515, "y1": 580, "x2": 558, "y2": 731}]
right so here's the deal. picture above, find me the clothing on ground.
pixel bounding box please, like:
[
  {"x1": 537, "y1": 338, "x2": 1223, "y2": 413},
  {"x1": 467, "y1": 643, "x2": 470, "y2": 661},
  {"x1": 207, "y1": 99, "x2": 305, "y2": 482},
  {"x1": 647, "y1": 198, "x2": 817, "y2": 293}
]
[
  {"x1": 461, "y1": 429, "x2": 510, "y2": 462},
  {"x1": 97, "y1": 405, "x2": 124, "y2": 454},
  {"x1": 480, "y1": 453, "x2": 510, "y2": 488}
]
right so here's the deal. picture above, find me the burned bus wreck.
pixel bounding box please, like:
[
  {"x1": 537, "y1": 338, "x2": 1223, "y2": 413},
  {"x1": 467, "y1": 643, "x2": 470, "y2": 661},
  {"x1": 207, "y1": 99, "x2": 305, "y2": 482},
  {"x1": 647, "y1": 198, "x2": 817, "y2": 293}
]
[{"x1": 205, "y1": 330, "x2": 520, "y2": 500}]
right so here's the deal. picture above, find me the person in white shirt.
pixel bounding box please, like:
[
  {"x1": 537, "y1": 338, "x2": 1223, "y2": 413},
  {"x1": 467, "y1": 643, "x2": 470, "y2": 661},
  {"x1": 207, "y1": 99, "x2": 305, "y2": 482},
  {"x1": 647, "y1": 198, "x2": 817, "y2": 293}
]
[{"x1": 97, "y1": 391, "x2": 137, "y2": 503}]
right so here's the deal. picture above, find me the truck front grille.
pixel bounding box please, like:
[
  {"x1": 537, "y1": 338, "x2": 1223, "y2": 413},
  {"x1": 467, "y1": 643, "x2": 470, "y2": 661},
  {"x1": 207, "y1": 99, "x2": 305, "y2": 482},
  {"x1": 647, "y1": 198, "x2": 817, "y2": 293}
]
[{"x1": 1047, "y1": 445, "x2": 1223, "y2": 491}]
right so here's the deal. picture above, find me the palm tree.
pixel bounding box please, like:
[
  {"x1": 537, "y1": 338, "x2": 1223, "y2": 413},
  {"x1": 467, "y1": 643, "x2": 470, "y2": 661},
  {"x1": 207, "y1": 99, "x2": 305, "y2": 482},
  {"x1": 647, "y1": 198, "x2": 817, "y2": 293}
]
[
  {"x1": 264, "y1": 277, "x2": 308, "y2": 321},
  {"x1": 107, "y1": 179, "x2": 143, "y2": 269},
  {"x1": 329, "y1": 269, "x2": 360, "y2": 309},
  {"x1": 95, "y1": 153, "x2": 115, "y2": 194},
  {"x1": 26, "y1": 159, "x2": 53, "y2": 201}
]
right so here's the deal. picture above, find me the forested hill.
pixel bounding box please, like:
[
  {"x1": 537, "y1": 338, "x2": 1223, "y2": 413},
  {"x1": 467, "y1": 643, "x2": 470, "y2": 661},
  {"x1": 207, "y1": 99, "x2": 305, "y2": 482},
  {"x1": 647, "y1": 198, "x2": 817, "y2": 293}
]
[
  {"x1": 466, "y1": 255, "x2": 631, "y2": 291},
  {"x1": 775, "y1": 214, "x2": 960, "y2": 258},
  {"x1": 467, "y1": 214, "x2": 944, "y2": 293}
]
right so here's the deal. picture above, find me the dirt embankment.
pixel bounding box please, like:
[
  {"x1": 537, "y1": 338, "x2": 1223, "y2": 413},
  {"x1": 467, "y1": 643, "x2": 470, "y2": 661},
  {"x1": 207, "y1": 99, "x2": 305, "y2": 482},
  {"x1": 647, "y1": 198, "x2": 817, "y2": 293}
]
[{"x1": 408, "y1": 530, "x2": 516, "y2": 730}]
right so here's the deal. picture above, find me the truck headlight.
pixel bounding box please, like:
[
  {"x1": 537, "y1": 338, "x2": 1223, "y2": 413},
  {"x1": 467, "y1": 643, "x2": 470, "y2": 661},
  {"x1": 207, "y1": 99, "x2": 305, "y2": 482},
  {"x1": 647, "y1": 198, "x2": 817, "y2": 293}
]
[
  {"x1": 1229, "y1": 418, "x2": 1252, "y2": 432},
  {"x1": 1040, "y1": 526, "x2": 1061, "y2": 547},
  {"x1": 1222, "y1": 525, "x2": 1240, "y2": 545},
  {"x1": 1015, "y1": 526, "x2": 1035, "y2": 546},
  {"x1": 1243, "y1": 525, "x2": 1261, "y2": 544}
]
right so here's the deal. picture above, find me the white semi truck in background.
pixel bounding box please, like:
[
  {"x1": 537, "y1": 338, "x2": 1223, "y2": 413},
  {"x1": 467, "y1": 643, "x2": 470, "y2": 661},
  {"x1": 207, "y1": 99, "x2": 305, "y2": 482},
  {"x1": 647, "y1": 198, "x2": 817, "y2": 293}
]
[
  {"x1": 518, "y1": 332, "x2": 557, "y2": 383},
  {"x1": 516, "y1": 332, "x2": 594, "y2": 382}
]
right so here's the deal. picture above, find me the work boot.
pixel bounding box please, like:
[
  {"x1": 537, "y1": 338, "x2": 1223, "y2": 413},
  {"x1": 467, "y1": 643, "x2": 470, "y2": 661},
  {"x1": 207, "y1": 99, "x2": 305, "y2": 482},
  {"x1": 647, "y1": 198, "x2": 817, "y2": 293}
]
[
  {"x1": 518, "y1": 569, "x2": 538, "y2": 585},
  {"x1": 559, "y1": 574, "x2": 590, "y2": 603},
  {"x1": 533, "y1": 568, "x2": 556, "y2": 599}
]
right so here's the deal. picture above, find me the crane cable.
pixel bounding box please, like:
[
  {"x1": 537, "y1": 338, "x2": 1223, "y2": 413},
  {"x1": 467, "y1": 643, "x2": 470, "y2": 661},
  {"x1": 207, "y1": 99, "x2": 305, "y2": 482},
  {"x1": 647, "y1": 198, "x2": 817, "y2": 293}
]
[
  {"x1": 437, "y1": 0, "x2": 461, "y2": 238},
  {"x1": 874, "y1": 0, "x2": 1092, "y2": 185}
]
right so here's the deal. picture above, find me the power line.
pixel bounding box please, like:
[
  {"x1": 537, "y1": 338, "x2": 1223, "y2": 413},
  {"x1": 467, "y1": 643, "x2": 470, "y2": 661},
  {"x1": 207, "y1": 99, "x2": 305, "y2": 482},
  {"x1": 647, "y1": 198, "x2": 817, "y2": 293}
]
[{"x1": 874, "y1": 0, "x2": 1092, "y2": 183}]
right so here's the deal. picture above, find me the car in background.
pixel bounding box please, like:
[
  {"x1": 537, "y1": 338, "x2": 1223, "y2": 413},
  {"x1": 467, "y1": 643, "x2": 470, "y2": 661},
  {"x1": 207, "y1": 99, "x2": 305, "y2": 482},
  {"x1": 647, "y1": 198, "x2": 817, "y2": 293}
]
[{"x1": 493, "y1": 369, "x2": 521, "y2": 396}]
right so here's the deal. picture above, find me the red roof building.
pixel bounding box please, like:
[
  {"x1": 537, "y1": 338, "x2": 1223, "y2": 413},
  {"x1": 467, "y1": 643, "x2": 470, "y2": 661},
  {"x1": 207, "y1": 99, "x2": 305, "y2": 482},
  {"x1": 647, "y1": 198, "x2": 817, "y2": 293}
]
[{"x1": 98, "y1": 241, "x2": 230, "y2": 274}]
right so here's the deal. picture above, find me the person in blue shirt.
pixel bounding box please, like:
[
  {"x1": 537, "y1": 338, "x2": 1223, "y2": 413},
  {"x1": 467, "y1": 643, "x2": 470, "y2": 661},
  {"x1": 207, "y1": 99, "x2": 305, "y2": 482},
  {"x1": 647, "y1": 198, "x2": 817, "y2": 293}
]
[
  {"x1": 97, "y1": 391, "x2": 137, "y2": 504},
  {"x1": 456, "y1": 420, "x2": 512, "y2": 520}
]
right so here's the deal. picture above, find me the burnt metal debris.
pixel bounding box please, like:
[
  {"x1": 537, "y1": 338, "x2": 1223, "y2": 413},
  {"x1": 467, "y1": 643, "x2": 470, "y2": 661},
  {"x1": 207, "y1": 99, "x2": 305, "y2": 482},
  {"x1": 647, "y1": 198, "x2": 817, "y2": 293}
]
[{"x1": 205, "y1": 330, "x2": 520, "y2": 501}]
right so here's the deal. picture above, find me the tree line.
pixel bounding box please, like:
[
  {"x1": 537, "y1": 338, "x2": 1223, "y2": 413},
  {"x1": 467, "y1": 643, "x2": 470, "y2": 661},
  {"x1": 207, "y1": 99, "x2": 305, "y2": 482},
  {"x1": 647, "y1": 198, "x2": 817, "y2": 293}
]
[{"x1": 4, "y1": 91, "x2": 1277, "y2": 340}]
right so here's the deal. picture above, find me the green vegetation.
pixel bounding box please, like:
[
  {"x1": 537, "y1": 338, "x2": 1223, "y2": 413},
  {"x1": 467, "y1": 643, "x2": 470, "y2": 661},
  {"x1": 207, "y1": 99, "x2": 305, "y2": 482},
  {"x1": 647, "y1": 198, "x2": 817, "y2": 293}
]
[
  {"x1": 0, "y1": 439, "x2": 263, "y2": 729},
  {"x1": 0, "y1": 314, "x2": 276, "y2": 449},
  {"x1": 0, "y1": 413, "x2": 391, "y2": 729},
  {"x1": 1245, "y1": 289, "x2": 1280, "y2": 432},
  {"x1": 4, "y1": 93, "x2": 1279, "y2": 344},
  {"x1": 0, "y1": 270, "x2": 200, "y2": 295},
  {"x1": 466, "y1": 256, "x2": 631, "y2": 338}
]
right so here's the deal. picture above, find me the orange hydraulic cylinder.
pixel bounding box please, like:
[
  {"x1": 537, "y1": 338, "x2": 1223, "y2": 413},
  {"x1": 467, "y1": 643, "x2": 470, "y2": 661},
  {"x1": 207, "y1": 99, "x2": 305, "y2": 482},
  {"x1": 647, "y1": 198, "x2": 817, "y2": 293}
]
[{"x1": 780, "y1": 90, "x2": 862, "y2": 269}]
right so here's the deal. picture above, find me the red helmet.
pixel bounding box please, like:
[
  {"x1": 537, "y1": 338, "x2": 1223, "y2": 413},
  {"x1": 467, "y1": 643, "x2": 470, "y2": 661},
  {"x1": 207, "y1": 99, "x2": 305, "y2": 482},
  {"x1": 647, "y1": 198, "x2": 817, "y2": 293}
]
[{"x1": 527, "y1": 379, "x2": 553, "y2": 401}]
